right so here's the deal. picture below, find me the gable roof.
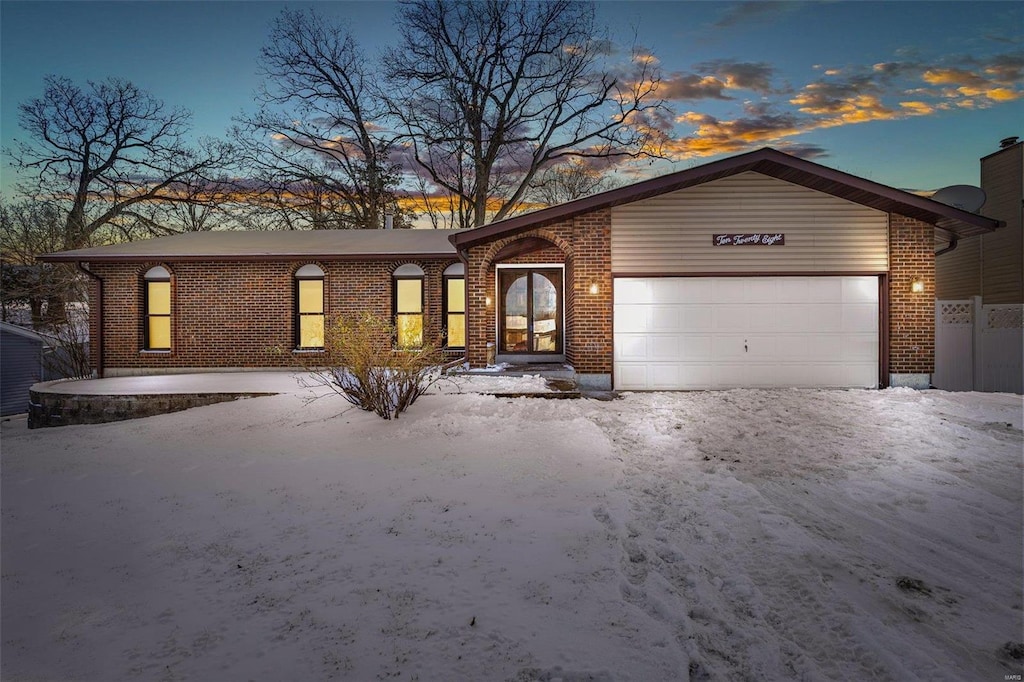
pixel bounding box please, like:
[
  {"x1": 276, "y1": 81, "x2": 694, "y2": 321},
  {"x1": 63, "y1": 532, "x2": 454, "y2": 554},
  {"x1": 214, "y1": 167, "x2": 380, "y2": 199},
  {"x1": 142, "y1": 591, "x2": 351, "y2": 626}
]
[
  {"x1": 450, "y1": 147, "x2": 1001, "y2": 249},
  {"x1": 39, "y1": 229, "x2": 463, "y2": 263}
]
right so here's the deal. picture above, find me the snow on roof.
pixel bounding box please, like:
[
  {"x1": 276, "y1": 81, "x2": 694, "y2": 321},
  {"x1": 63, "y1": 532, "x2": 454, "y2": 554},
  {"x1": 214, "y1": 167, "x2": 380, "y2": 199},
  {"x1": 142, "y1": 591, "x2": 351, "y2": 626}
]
[{"x1": 39, "y1": 228, "x2": 465, "y2": 263}]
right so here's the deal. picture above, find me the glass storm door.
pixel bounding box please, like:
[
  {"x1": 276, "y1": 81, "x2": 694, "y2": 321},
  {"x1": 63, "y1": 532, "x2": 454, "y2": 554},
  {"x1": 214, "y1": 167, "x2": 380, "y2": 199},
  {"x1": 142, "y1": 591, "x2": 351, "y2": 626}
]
[{"x1": 499, "y1": 269, "x2": 562, "y2": 354}]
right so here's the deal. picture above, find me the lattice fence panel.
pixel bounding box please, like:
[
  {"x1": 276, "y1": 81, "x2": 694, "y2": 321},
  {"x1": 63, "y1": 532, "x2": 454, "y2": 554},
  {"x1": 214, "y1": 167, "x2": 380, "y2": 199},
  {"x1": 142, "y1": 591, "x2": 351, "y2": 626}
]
[
  {"x1": 940, "y1": 302, "x2": 973, "y2": 325},
  {"x1": 986, "y1": 306, "x2": 1023, "y2": 330}
]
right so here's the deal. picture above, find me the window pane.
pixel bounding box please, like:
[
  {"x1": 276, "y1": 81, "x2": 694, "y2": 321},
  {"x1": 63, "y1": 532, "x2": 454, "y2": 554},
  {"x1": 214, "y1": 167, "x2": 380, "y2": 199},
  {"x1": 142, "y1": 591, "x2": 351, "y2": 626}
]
[
  {"x1": 446, "y1": 278, "x2": 465, "y2": 313},
  {"x1": 300, "y1": 314, "x2": 325, "y2": 348},
  {"x1": 148, "y1": 281, "x2": 170, "y2": 315},
  {"x1": 148, "y1": 316, "x2": 170, "y2": 349},
  {"x1": 298, "y1": 279, "x2": 324, "y2": 314},
  {"x1": 397, "y1": 313, "x2": 423, "y2": 348},
  {"x1": 447, "y1": 313, "x2": 465, "y2": 347},
  {"x1": 396, "y1": 279, "x2": 422, "y2": 313}
]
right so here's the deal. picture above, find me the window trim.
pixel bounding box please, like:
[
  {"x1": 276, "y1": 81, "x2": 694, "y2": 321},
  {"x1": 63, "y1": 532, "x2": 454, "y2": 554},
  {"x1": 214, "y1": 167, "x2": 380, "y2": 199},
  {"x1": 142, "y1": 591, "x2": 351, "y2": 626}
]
[
  {"x1": 393, "y1": 265, "x2": 425, "y2": 349},
  {"x1": 143, "y1": 266, "x2": 172, "y2": 351},
  {"x1": 442, "y1": 271, "x2": 466, "y2": 350},
  {"x1": 294, "y1": 264, "x2": 326, "y2": 350}
]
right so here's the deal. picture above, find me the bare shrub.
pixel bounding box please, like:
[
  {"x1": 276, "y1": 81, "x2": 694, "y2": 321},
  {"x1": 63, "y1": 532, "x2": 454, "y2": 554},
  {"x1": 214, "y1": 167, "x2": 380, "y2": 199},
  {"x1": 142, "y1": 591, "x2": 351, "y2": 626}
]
[{"x1": 293, "y1": 313, "x2": 452, "y2": 420}]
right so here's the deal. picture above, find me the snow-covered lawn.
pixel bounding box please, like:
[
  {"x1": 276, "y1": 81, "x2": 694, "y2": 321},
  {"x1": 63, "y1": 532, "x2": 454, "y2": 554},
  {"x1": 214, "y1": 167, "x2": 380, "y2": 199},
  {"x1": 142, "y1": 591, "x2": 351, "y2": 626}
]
[{"x1": 2, "y1": 381, "x2": 1021, "y2": 681}]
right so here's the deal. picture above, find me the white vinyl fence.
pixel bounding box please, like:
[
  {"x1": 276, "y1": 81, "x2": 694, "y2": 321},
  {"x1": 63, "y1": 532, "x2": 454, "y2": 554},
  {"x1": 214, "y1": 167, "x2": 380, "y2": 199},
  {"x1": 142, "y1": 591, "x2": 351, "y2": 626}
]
[{"x1": 934, "y1": 297, "x2": 1023, "y2": 394}]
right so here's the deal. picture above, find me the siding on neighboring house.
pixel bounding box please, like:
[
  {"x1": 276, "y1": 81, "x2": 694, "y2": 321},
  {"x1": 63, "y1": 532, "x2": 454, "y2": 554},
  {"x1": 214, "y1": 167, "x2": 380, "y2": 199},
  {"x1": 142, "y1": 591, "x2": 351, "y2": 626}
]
[
  {"x1": 935, "y1": 235, "x2": 981, "y2": 300},
  {"x1": 979, "y1": 142, "x2": 1023, "y2": 304},
  {"x1": 1, "y1": 325, "x2": 43, "y2": 416},
  {"x1": 611, "y1": 172, "x2": 889, "y2": 275},
  {"x1": 936, "y1": 141, "x2": 1023, "y2": 304}
]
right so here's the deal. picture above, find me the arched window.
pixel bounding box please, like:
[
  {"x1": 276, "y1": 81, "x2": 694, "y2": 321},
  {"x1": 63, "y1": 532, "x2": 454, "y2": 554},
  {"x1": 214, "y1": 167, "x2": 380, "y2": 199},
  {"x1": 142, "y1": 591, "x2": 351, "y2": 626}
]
[
  {"x1": 143, "y1": 266, "x2": 172, "y2": 350},
  {"x1": 295, "y1": 264, "x2": 325, "y2": 349},
  {"x1": 393, "y1": 264, "x2": 424, "y2": 349},
  {"x1": 443, "y1": 263, "x2": 465, "y2": 349}
]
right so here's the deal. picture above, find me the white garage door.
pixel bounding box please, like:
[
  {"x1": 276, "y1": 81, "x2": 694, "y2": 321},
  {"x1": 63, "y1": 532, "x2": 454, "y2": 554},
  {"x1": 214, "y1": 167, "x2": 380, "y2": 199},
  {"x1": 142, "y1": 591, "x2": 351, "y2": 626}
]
[{"x1": 614, "y1": 276, "x2": 879, "y2": 390}]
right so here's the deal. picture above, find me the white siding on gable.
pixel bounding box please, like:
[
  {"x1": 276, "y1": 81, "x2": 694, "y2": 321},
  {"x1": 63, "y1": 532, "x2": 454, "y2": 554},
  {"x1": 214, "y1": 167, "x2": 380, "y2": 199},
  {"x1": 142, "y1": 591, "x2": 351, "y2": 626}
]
[{"x1": 611, "y1": 171, "x2": 889, "y2": 274}]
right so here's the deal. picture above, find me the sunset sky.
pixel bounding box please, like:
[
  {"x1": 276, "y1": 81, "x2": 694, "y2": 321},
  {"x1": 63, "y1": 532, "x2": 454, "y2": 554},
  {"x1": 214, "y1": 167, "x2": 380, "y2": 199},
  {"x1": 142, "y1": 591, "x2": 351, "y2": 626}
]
[{"x1": 1, "y1": 0, "x2": 1021, "y2": 198}]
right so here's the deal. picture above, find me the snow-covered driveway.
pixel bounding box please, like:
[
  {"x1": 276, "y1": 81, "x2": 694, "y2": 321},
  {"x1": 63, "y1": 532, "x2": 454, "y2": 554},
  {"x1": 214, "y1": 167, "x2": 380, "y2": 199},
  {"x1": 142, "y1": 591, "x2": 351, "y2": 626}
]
[{"x1": 2, "y1": 384, "x2": 1021, "y2": 681}]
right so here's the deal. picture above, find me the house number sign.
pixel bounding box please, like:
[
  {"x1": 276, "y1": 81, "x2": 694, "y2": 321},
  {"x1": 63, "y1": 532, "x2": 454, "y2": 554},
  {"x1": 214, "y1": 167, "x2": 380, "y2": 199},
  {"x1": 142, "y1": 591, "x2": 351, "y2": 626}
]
[{"x1": 713, "y1": 233, "x2": 785, "y2": 246}]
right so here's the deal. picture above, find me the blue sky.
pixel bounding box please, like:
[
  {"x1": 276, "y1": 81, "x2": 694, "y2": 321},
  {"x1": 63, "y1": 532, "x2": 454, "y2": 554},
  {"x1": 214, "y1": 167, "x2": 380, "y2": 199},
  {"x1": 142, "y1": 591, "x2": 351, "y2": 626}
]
[{"x1": 1, "y1": 0, "x2": 1022, "y2": 197}]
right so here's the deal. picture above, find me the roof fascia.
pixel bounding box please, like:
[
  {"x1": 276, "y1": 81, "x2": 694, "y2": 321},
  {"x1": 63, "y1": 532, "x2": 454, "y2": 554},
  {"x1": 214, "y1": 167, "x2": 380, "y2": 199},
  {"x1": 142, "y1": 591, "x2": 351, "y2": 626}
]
[
  {"x1": 37, "y1": 251, "x2": 458, "y2": 263},
  {"x1": 450, "y1": 147, "x2": 1001, "y2": 248}
]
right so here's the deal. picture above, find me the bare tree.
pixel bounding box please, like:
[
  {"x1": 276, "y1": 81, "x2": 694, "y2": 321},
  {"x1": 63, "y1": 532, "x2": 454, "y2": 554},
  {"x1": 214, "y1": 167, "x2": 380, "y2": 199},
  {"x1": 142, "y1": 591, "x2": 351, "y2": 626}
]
[
  {"x1": 385, "y1": 0, "x2": 663, "y2": 227},
  {"x1": 10, "y1": 76, "x2": 234, "y2": 249},
  {"x1": 530, "y1": 158, "x2": 621, "y2": 206},
  {"x1": 0, "y1": 198, "x2": 80, "y2": 326},
  {"x1": 235, "y1": 8, "x2": 409, "y2": 230}
]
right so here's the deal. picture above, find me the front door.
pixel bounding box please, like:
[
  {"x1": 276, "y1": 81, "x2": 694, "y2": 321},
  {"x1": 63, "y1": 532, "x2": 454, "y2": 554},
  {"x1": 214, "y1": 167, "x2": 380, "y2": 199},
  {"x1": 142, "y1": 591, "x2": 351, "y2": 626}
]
[{"x1": 499, "y1": 268, "x2": 562, "y2": 354}]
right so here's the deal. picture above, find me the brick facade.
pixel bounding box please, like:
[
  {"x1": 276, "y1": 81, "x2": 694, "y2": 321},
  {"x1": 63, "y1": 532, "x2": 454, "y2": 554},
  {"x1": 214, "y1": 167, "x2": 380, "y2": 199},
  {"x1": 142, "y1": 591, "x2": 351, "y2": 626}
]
[
  {"x1": 888, "y1": 215, "x2": 936, "y2": 376},
  {"x1": 89, "y1": 258, "x2": 457, "y2": 373},
  {"x1": 462, "y1": 210, "x2": 612, "y2": 377}
]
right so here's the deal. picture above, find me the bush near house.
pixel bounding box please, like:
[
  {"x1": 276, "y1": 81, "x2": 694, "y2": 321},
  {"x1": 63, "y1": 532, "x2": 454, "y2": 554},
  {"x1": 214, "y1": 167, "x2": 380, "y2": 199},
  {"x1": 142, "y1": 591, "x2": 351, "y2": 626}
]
[{"x1": 293, "y1": 313, "x2": 448, "y2": 420}]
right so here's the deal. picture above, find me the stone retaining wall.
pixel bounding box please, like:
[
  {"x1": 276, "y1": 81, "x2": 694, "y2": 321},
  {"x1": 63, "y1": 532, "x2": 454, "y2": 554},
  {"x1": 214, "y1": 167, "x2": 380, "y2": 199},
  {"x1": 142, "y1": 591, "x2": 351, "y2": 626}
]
[{"x1": 28, "y1": 391, "x2": 275, "y2": 429}]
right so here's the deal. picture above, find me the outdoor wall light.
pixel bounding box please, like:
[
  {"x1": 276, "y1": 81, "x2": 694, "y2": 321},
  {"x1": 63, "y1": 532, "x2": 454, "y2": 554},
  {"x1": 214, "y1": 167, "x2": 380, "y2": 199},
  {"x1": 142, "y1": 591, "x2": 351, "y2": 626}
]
[
  {"x1": 485, "y1": 295, "x2": 492, "y2": 307},
  {"x1": 589, "y1": 282, "x2": 600, "y2": 295},
  {"x1": 910, "y1": 278, "x2": 925, "y2": 293}
]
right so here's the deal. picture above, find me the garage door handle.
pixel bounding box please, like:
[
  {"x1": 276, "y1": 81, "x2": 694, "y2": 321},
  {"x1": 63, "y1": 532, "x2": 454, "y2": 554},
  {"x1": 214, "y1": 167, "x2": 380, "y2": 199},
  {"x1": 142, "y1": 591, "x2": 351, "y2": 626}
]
[{"x1": 744, "y1": 340, "x2": 748, "y2": 353}]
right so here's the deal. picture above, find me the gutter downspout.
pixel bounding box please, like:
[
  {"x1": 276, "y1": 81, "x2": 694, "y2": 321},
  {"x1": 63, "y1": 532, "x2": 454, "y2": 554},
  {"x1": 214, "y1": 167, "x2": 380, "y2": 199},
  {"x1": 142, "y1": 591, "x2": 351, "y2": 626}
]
[
  {"x1": 76, "y1": 262, "x2": 104, "y2": 378},
  {"x1": 935, "y1": 235, "x2": 958, "y2": 257}
]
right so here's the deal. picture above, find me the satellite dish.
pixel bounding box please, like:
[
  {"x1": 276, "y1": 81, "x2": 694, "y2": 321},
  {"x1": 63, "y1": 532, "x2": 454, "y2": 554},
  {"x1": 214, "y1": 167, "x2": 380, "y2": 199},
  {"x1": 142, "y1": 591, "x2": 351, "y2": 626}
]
[{"x1": 931, "y1": 184, "x2": 986, "y2": 213}]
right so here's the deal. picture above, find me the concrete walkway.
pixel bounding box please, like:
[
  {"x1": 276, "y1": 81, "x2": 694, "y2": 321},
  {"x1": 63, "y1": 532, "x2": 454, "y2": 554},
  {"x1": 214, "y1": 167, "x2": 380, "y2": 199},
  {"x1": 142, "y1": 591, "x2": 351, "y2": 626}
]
[{"x1": 31, "y1": 371, "x2": 309, "y2": 396}]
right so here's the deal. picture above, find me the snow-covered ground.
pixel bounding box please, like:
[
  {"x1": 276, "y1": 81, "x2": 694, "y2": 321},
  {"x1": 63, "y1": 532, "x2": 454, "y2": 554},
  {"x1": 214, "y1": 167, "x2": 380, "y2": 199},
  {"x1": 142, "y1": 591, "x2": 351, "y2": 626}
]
[{"x1": 2, "y1": 379, "x2": 1021, "y2": 681}]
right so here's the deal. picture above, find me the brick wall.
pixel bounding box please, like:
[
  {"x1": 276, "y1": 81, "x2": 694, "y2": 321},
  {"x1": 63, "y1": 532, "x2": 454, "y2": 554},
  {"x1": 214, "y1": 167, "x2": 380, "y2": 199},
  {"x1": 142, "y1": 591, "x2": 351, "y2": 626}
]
[
  {"x1": 888, "y1": 214, "x2": 935, "y2": 375},
  {"x1": 89, "y1": 258, "x2": 456, "y2": 372},
  {"x1": 463, "y1": 210, "x2": 613, "y2": 375}
]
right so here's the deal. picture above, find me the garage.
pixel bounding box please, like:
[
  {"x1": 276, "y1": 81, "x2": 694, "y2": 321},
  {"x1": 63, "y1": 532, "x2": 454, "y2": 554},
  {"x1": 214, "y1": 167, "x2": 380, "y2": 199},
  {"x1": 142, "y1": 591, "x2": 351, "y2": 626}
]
[{"x1": 614, "y1": 276, "x2": 880, "y2": 390}]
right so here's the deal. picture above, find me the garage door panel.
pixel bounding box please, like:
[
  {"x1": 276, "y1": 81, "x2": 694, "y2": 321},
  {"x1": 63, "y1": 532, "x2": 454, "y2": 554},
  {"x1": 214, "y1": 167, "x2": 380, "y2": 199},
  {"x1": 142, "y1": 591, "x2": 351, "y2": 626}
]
[
  {"x1": 808, "y1": 304, "x2": 843, "y2": 332},
  {"x1": 807, "y1": 278, "x2": 843, "y2": 303},
  {"x1": 804, "y1": 334, "x2": 845, "y2": 360},
  {"x1": 649, "y1": 335, "x2": 681, "y2": 359},
  {"x1": 842, "y1": 304, "x2": 878, "y2": 332},
  {"x1": 713, "y1": 305, "x2": 751, "y2": 331},
  {"x1": 775, "y1": 305, "x2": 810, "y2": 332},
  {"x1": 712, "y1": 336, "x2": 747, "y2": 359},
  {"x1": 712, "y1": 278, "x2": 748, "y2": 303},
  {"x1": 615, "y1": 334, "x2": 648, "y2": 361},
  {"x1": 649, "y1": 364, "x2": 683, "y2": 390},
  {"x1": 616, "y1": 279, "x2": 652, "y2": 305},
  {"x1": 680, "y1": 306, "x2": 713, "y2": 331},
  {"x1": 747, "y1": 305, "x2": 779, "y2": 332},
  {"x1": 712, "y1": 363, "x2": 746, "y2": 388},
  {"x1": 614, "y1": 305, "x2": 646, "y2": 331},
  {"x1": 616, "y1": 363, "x2": 648, "y2": 389},
  {"x1": 843, "y1": 334, "x2": 878, "y2": 361},
  {"x1": 843, "y1": 277, "x2": 878, "y2": 303},
  {"x1": 747, "y1": 279, "x2": 779, "y2": 303},
  {"x1": 650, "y1": 306, "x2": 680, "y2": 331},
  {"x1": 650, "y1": 278, "x2": 681, "y2": 302},
  {"x1": 614, "y1": 276, "x2": 879, "y2": 390},
  {"x1": 775, "y1": 335, "x2": 810, "y2": 359},
  {"x1": 777, "y1": 277, "x2": 812, "y2": 301}
]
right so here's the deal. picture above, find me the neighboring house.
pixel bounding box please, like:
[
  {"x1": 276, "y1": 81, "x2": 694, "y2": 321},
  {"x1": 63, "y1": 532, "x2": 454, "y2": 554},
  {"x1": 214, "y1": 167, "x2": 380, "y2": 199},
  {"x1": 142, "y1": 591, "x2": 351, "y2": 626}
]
[
  {"x1": 0, "y1": 322, "x2": 75, "y2": 416},
  {"x1": 39, "y1": 147, "x2": 1000, "y2": 391},
  {"x1": 936, "y1": 138, "x2": 1022, "y2": 304},
  {"x1": 933, "y1": 138, "x2": 1023, "y2": 394}
]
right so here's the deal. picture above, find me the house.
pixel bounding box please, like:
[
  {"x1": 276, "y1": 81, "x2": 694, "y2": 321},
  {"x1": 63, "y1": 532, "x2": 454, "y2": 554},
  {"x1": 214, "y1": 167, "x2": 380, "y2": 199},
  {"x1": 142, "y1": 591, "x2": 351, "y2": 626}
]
[
  {"x1": 0, "y1": 321, "x2": 78, "y2": 416},
  {"x1": 932, "y1": 138, "x2": 1022, "y2": 393},
  {"x1": 39, "y1": 148, "x2": 1001, "y2": 391},
  {"x1": 936, "y1": 137, "x2": 1022, "y2": 304}
]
